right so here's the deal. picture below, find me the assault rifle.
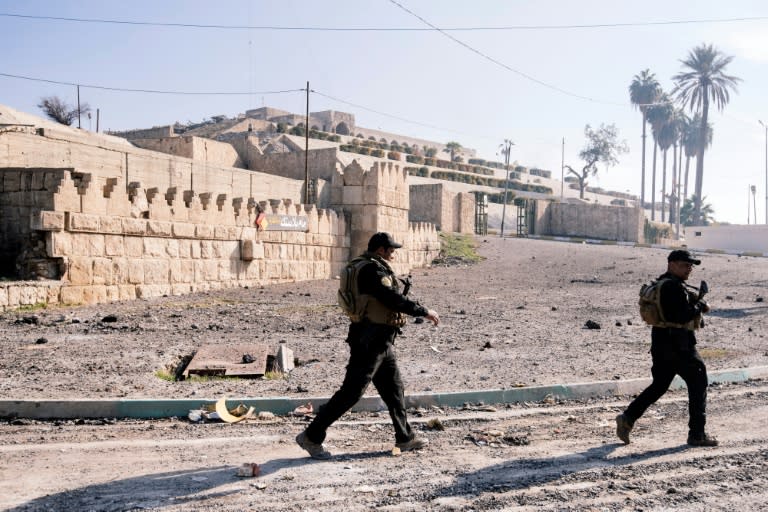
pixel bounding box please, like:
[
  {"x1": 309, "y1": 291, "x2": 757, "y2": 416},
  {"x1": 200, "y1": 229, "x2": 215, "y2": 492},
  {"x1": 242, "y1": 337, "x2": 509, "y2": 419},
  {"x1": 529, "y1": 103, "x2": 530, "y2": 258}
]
[{"x1": 399, "y1": 275, "x2": 413, "y2": 296}]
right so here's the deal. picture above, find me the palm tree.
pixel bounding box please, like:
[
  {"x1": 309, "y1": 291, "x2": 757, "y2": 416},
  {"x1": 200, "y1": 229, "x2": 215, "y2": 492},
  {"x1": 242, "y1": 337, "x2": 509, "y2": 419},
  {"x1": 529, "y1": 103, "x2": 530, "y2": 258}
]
[
  {"x1": 629, "y1": 70, "x2": 661, "y2": 210},
  {"x1": 656, "y1": 110, "x2": 680, "y2": 222},
  {"x1": 646, "y1": 93, "x2": 674, "y2": 220},
  {"x1": 681, "y1": 113, "x2": 713, "y2": 200},
  {"x1": 673, "y1": 44, "x2": 741, "y2": 225},
  {"x1": 680, "y1": 195, "x2": 715, "y2": 226}
]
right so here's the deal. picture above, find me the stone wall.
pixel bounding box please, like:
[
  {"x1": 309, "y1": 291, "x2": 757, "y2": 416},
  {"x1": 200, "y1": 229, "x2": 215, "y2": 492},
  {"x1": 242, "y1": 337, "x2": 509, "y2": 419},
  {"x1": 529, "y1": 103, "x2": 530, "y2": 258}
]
[
  {"x1": 109, "y1": 125, "x2": 174, "y2": 140},
  {"x1": 131, "y1": 136, "x2": 245, "y2": 169},
  {"x1": 249, "y1": 147, "x2": 339, "y2": 182},
  {"x1": 0, "y1": 127, "x2": 304, "y2": 206},
  {"x1": 0, "y1": 105, "x2": 442, "y2": 310},
  {"x1": 530, "y1": 200, "x2": 644, "y2": 242},
  {"x1": 409, "y1": 184, "x2": 475, "y2": 234},
  {"x1": 0, "y1": 166, "x2": 349, "y2": 310},
  {"x1": 330, "y1": 160, "x2": 440, "y2": 273}
]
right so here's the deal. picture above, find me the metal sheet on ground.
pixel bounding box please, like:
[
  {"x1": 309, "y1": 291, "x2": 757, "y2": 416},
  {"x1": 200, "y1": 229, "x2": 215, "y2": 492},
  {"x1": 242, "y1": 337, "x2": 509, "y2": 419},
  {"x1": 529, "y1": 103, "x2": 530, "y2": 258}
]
[{"x1": 184, "y1": 343, "x2": 268, "y2": 377}]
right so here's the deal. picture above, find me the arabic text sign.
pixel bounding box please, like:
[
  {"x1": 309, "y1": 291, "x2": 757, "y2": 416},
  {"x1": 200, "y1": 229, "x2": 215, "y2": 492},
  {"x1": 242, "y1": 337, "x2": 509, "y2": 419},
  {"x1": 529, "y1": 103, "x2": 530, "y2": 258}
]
[{"x1": 263, "y1": 214, "x2": 308, "y2": 232}]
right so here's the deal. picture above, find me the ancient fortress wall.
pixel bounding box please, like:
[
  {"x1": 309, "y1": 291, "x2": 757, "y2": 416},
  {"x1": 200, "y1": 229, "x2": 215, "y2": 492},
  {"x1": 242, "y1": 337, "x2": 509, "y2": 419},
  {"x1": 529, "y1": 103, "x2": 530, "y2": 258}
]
[
  {"x1": 130, "y1": 136, "x2": 246, "y2": 170},
  {"x1": 409, "y1": 184, "x2": 475, "y2": 234},
  {"x1": 0, "y1": 107, "x2": 440, "y2": 311}
]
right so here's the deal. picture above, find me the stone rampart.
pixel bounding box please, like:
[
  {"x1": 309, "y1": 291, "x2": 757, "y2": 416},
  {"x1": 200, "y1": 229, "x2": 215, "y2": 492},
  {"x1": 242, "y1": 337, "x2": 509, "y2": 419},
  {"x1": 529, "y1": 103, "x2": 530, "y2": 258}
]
[
  {"x1": 0, "y1": 106, "x2": 442, "y2": 310},
  {"x1": 130, "y1": 136, "x2": 245, "y2": 169},
  {"x1": 109, "y1": 125, "x2": 174, "y2": 140},
  {"x1": 0, "y1": 167, "x2": 349, "y2": 310},
  {"x1": 409, "y1": 184, "x2": 475, "y2": 234}
]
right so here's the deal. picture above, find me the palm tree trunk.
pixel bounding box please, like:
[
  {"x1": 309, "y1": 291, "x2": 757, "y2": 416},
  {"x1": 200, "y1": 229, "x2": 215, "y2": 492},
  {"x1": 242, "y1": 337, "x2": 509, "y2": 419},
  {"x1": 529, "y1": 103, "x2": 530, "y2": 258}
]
[
  {"x1": 640, "y1": 114, "x2": 647, "y2": 207},
  {"x1": 670, "y1": 143, "x2": 678, "y2": 225},
  {"x1": 661, "y1": 149, "x2": 668, "y2": 223},
  {"x1": 694, "y1": 94, "x2": 710, "y2": 225},
  {"x1": 651, "y1": 141, "x2": 658, "y2": 221},
  {"x1": 684, "y1": 156, "x2": 691, "y2": 200}
]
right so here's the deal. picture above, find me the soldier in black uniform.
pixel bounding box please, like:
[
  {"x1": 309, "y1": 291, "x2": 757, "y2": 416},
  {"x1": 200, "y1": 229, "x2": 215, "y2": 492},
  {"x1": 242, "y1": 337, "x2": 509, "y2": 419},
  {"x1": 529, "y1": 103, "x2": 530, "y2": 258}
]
[
  {"x1": 616, "y1": 249, "x2": 718, "y2": 447},
  {"x1": 296, "y1": 232, "x2": 440, "y2": 459}
]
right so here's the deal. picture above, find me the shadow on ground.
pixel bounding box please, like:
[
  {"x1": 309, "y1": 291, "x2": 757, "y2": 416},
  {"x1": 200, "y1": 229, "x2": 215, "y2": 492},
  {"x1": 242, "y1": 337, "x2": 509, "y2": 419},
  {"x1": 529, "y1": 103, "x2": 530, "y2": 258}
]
[{"x1": 434, "y1": 443, "x2": 689, "y2": 498}]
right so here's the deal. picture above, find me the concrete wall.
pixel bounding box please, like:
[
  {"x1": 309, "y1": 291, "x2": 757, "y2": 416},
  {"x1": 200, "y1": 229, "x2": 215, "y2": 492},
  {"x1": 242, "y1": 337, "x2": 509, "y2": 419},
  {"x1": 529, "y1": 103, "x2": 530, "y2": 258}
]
[
  {"x1": 531, "y1": 200, "x2": 644, "y2": 242},
  {"x1": 682, "y1": 225, "x2": 768, "y2": 253}
]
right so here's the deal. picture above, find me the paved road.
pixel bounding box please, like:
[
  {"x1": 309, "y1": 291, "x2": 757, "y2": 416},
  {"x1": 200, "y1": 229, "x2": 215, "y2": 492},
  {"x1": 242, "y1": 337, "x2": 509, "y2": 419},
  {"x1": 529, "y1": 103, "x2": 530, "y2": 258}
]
[{"x1": 2, "y1": 379, "x2": 766, "y2": 511}]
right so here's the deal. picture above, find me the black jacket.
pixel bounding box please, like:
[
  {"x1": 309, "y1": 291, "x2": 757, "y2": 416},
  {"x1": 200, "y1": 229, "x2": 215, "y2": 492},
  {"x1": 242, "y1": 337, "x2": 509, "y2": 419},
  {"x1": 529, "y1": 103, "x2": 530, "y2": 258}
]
[
  {"x1": 357, "y1": 252, "x2": 428, "y2": 318},
  {"x1": 653, "y1": 272, "x2": 706, "y2": 348}
]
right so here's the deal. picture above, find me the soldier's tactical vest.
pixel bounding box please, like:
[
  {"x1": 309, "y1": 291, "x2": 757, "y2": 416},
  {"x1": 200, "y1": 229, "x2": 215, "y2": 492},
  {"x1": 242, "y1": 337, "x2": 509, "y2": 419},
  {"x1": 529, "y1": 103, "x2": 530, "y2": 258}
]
[{"x1": 338, "y1": 256, "x2": 407, "y2": 327}]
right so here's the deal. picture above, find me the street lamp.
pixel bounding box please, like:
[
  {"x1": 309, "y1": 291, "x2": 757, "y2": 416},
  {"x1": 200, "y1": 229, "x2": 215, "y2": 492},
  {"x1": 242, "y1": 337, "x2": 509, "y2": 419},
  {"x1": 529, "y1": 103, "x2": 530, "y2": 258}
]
[
  {"x1": 498, "y1": 139, "x2": 515, "y2": 237},
  {"x1": 760, "y1": 120, "x2": 768, "y2": 224}
]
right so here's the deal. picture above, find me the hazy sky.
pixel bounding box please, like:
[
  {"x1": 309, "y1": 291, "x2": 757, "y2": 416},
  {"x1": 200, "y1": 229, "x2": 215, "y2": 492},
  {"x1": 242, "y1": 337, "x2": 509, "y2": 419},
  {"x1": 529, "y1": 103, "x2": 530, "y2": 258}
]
[{"x1": 2, "y1": 0, "x2": 767, "y2": 224}]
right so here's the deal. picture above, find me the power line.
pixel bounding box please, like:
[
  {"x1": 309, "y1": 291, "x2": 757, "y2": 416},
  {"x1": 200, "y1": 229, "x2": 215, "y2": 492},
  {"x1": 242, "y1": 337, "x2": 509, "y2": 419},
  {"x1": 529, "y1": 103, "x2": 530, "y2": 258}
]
[
  {"x1": 0, "y1": 72, "x2": 303, "y2": 96},
  {"x1": 311, "y1": 89, "x2": 497, "y2": 140},
  {"x1": 387, "y1": 0, "x2": 624, "y2": 106},
  {"x1": 2, "y1": 11, "x2": 767, "y2": 31},
  {"x1": 0, "y1": 70, "x2": 498, "y2": 140}
]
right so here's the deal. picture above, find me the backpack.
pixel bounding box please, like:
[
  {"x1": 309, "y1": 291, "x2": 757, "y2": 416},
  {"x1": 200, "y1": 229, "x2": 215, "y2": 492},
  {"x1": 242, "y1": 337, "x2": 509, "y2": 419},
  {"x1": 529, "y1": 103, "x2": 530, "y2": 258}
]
[
  {"x1": 638, "y1": 278, "x2": 695, "y2": 329},
  {"x1": 337, "y1": 256, "x2": 370, "y2": 322},
  {"x1": 638, "y1": 279, "x2": 671, "y2": 327}
]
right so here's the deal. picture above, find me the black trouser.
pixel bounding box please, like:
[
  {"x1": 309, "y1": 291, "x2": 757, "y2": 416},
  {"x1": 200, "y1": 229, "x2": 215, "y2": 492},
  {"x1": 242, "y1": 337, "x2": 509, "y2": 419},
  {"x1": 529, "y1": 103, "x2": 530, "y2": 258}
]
[
  {"x1": 624, "y1": 328, "x2": 708, "y2": 436},
  {"x1": 305, "y1": 322, "x2": 414, "y2": 444}
]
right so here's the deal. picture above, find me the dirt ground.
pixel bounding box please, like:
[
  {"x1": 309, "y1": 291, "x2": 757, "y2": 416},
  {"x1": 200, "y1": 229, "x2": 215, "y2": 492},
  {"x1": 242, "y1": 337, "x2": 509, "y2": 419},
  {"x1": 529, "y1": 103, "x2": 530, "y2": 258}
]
[{"x1": 1, "y1": 237, "x2": 768, "y2": 510}]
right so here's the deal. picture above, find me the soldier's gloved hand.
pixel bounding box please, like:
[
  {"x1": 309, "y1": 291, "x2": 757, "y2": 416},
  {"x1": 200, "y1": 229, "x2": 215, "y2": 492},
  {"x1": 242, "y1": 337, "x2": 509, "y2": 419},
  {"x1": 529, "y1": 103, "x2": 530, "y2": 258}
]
[
  {"x1": 698, "y1": 300, "x2": 710, "y2": 314},
  {"x1": 425, "y1": 310, "x2": 440, "y2": 326}
]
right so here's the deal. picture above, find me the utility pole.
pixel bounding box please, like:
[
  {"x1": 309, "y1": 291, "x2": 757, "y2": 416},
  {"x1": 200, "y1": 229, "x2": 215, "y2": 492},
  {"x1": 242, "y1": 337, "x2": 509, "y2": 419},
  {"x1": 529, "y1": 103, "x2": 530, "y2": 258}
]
[
  {"x1": 560, "y1": 137, "x2": 565, "y2": 199},
  {"x1": 499, "y1": 139, "x2": 514, "y2": 237},
  {"x1": 96, "y1": 108, "x2": 100, "y2": 133},
  {"x1": 76, "y1": 85, "x2": 81, "y2": 129},
  {"x1": 304, "y1": 81, "x2": 310, "y2": 204},
  {"x1": 761, "y1": 120, "x2": 768, "y2": 224}
]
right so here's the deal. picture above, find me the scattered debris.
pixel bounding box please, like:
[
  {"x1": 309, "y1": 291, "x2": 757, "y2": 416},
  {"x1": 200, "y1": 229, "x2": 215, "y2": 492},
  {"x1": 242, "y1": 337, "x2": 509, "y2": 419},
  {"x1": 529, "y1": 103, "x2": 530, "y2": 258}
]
[
  {"x1": 185, "y1": 343, "x2": 269, "y2": 378},
  {"x1": 426, "y1": 418, "x2": 444, "y2": 431},
  {"x1": 35, "y1": 337, "x2": 48, "y2": 344},
  {"x1": 584, "y1": 320, "x2": 601, "y2": 330},
  {"x1": 430, "y1": 345, "x2": 442, "y2": 353},
  {"x1": 236, "y1": 463, "x2": 261, "y2": 477},
  {"x1": 391, "y1": 446, "x2": 401, "y2": 456},
  {"x1": 757, "y1": 296, "x2": 764, "y2": 303},
  {"x1": 101, "y1": 315, "x2": 118, "y2": 323},
  {"x1": 276, "y1": 343, "x2": 294, "y2": 373},
  {"x1": 215, "y1": 398, "x2": 254, "y2": 423},
  {"x1": 292, "y1": 402, "x2": 313, "y2": 416},
  {"x1": 414, "y1": 317, "x2": 424, "y2": 324}
]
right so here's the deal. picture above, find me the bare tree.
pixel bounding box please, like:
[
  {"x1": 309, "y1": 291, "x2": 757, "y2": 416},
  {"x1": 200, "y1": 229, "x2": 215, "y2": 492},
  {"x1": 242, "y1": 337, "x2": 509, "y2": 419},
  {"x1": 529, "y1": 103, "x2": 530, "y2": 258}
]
[
  {"x1": 37, "y1": 96, "x2": 91, "y2": 126},
  {"x1": 565, "y1": 124, "x2": 629, "y2": 199}
]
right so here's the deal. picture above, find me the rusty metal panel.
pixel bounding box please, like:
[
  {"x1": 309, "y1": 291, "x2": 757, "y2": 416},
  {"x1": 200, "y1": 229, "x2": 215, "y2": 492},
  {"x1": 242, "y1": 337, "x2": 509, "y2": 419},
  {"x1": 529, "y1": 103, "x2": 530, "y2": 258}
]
[{"x1": 185, "y1": 343, "x2": 269, "y2": 378}]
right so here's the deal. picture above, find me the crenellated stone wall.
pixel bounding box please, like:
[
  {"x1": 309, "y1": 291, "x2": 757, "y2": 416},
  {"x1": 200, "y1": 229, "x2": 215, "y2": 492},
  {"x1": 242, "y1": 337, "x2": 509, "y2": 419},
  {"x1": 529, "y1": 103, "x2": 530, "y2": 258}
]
[
  {"x1": 330, "y1": 160, "x2": 440, "y2": 273},
  {"x1": 0, "y1": 104, "x2": 441, "y2": 311}
]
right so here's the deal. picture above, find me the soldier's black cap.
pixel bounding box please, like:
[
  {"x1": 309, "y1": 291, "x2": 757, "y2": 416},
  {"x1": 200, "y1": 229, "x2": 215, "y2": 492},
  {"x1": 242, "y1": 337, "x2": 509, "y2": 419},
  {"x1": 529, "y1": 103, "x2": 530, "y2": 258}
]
[
  {"x1": 668, "y1": 249, "x2": 701, "y2": 265},
  {"x1": 368, "y1": 232, "x2": 402, "y2": 251}
]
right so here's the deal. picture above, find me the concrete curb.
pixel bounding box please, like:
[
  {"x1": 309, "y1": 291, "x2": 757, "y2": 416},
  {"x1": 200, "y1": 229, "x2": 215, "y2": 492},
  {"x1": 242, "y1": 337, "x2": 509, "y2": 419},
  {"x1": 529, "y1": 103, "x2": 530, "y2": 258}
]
[
  {"x1": 525, "y1": 234, "x2": 768, "y2": 258},
  {"x1": 2, "y1": 366, "x2": 767, "y2": 420}
]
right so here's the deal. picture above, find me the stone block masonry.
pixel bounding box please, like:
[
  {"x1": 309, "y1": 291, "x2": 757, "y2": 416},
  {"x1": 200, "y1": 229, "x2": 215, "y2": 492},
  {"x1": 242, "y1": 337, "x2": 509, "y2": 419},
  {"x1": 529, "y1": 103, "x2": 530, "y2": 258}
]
[{"x1": 0, "y1": 104, "x2": 441, "y2": 310}]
